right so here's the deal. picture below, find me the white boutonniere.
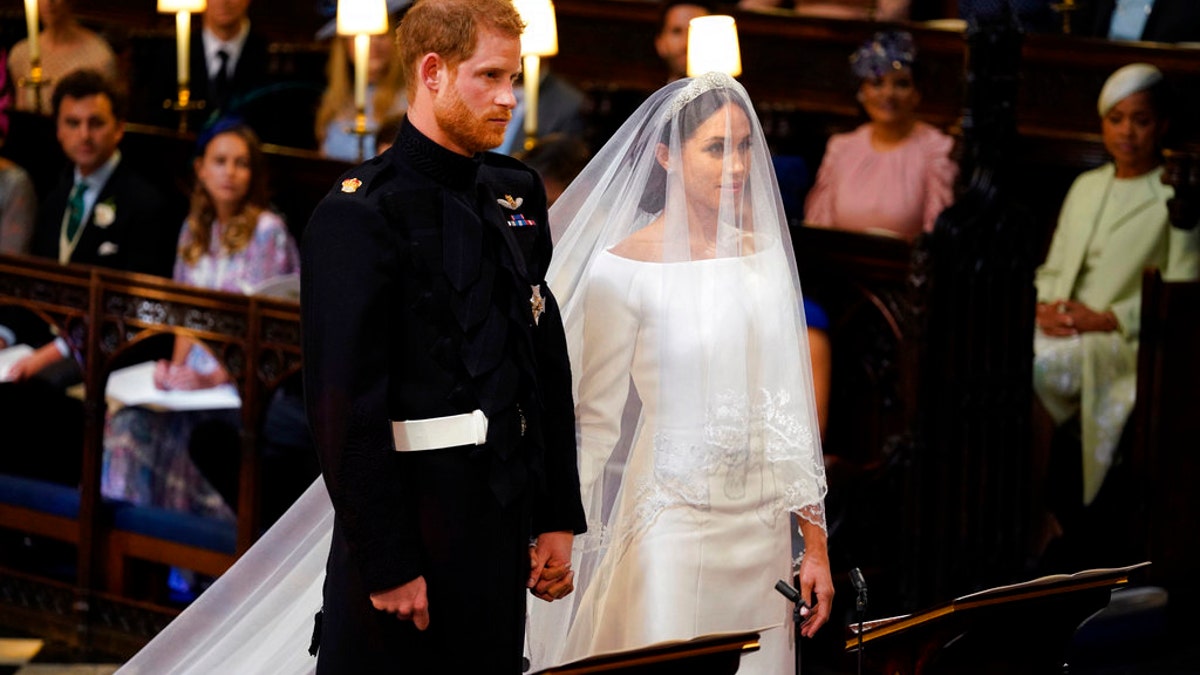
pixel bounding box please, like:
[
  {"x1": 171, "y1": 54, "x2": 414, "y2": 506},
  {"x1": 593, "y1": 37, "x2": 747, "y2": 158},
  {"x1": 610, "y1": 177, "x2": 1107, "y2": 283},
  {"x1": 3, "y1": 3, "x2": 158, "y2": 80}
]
[{"x1": 93, "y1": 200, "x2": 116, "y2": 228}]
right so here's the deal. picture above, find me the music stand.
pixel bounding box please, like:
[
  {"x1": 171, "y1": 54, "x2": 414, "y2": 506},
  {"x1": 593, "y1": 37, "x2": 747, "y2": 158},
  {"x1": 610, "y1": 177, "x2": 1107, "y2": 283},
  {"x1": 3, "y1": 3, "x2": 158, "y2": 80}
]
[
  {"x1": 531, "y1": 630, "x2": 761, "y2": 675},
  {"x1": 845, "y1": 562, "x2": 1150, "y2": 675}
]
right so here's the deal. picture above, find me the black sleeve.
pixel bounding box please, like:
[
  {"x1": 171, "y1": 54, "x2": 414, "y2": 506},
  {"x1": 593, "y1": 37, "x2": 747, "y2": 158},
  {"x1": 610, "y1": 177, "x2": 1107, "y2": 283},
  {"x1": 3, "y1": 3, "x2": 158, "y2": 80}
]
[
  {"x1": 301, "y1": 194, "x2": 424, "y2": 592},
  {"x1": 528, "y1": 180, "x2": 587, "y2": 536}
]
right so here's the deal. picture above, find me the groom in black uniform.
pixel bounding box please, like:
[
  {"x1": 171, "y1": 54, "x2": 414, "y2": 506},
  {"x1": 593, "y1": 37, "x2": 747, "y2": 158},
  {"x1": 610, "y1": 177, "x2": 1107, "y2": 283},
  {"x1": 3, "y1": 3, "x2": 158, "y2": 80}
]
[{"x1": 301, "y1": 0, "x2": 586, "y2": 671}]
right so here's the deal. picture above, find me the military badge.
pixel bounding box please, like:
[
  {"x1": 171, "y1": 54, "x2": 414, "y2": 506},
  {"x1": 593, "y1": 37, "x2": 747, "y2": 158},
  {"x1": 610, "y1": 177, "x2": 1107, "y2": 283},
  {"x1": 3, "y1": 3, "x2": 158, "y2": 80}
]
[
  {"x1": 507, "y1": 214, "x2": 536, "y2": 228},
  {"x1": 341, "y1": 178, "x2": 363, "y2": 194},
  {"x1": 498, "y1": 194, "x2": 524, "y2": 210}
]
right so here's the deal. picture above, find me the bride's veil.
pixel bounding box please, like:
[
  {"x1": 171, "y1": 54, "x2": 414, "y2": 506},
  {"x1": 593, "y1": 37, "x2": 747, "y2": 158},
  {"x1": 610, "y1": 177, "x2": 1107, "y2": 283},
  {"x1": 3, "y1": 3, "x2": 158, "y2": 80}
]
[
  {"x1": 527, "y1": 72, "x2": 827, "y2": 670},
  {"x1": 116, "y1": 479, "x2": 330, "y2": 674}
]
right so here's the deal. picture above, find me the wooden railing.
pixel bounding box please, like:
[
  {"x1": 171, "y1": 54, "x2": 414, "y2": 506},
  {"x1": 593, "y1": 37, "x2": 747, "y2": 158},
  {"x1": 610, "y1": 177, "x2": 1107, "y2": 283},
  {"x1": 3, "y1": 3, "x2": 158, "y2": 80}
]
[{"x1": 0, "y1": 254, "x2": 301, "y2": 656}]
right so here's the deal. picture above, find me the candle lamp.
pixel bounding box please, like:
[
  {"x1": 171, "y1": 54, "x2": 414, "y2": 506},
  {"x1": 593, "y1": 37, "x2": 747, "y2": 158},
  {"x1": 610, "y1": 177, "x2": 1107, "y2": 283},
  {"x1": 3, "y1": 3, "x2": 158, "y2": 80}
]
[
  {"x1": 514, "y1": 0, "x2": 559, "y2": 152},
  {"x1": 19, "y1": 0, "x2": 49, "y2": 114},
  {"x1": 1050, "y1": 0, "x2": 1080, "y2": 35},
  {"x1": 159, "y1": 0, "x2": 208, "y2": 133},
  {"x1": 337, "y1": 0, "x2": 389, "y2": 162},
  {"x1": 687, "y1": 15, "x2": 742, "y2": 78}
]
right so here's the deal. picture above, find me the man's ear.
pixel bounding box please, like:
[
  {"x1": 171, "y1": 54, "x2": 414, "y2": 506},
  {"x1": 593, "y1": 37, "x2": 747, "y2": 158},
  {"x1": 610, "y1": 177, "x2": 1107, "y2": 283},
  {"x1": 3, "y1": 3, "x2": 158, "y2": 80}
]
[
  {"x1": 419, "y1": 53, "x2": 445, "y2": 93},
  {"x1": 655, "y1": 142, "x2": 670, "y2": 171}
]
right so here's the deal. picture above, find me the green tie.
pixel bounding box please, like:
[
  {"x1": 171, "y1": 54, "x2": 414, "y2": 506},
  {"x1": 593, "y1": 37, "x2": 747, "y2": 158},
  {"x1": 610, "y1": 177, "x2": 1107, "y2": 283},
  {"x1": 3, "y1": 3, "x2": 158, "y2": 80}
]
[{"x1": 64, "y1": 182, "x2": 87, "y2": 242}]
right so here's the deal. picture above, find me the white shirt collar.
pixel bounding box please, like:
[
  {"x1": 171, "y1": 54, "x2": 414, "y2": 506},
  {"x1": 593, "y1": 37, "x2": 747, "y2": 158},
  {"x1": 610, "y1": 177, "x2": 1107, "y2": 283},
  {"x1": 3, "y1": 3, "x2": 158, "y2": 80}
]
[
  {"x1": 74, "y1": 150, "x2": 122, "y2": 195},
  {"x1": 203, "y1": 20, "x2": 251, "y2": 79}
]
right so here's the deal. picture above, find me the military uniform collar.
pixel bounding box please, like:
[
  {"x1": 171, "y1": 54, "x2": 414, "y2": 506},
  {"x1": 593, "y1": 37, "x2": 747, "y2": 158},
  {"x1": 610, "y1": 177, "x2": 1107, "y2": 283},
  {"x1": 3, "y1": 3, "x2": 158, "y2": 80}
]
[{"x1": 399, "y1": 117, "x2": 482, "y2": 191}]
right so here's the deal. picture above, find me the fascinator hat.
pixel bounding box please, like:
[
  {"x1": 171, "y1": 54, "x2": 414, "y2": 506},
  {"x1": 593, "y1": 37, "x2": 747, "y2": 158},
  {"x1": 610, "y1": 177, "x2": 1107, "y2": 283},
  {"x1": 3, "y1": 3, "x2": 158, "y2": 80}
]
[
  {"x1": 850, "y1": 30, "x2": 916, "y2": 80},
  {"x1": 1097, "y1": 63, "x2": 1163, "y2": 117}
]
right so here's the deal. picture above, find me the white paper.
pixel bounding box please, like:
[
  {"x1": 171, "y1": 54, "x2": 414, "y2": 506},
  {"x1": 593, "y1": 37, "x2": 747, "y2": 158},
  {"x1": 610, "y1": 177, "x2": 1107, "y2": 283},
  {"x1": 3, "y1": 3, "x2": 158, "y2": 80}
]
[
  {"x1": 104, "y1": 361, "x2": 241, "y2": 412},
  {"x1": 0, "y1": 344, "x2": 34, "y2": 382}
]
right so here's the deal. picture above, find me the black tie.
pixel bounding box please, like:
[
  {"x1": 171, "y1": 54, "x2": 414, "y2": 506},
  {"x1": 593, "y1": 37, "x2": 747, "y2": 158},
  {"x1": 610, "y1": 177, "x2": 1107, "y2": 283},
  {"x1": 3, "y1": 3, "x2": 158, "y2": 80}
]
[{"x1": 214, "y1": 49, "x2": 231, "y2": 107}]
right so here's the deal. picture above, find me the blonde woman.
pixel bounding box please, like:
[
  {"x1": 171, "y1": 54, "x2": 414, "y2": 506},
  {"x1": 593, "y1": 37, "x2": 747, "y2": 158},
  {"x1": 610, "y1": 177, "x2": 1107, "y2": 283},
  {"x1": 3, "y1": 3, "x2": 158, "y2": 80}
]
[{"x1": 314, "y1": 9, "x2": 408, "y2": 161}]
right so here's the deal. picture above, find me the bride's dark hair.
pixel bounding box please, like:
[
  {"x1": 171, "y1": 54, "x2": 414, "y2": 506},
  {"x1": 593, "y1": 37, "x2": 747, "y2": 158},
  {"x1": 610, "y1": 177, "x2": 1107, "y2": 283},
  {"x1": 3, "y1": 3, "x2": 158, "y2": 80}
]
[{"x1": 637, "y1": 85, "x2": 751, "y2": 214}]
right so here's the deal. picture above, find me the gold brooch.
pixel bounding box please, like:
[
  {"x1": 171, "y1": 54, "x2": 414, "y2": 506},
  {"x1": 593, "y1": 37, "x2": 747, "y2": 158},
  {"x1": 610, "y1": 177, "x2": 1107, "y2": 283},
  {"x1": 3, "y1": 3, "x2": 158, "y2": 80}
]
[
  {"x1": 341, "y1": 178, "x2": 363, "y2": 194},
  {"x1": 530, "y1": 284, "x2": 546, "y2": 326},
  {"x1": 498, "y1": 194, "x2": 524, "y2": 210}
]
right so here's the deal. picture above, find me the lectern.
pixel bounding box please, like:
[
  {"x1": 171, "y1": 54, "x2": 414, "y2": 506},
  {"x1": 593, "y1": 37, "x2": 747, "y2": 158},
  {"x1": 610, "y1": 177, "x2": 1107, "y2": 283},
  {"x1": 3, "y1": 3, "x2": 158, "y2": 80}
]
[
  {"x1": 846, "y1": 563, "x2": 1150, "y2": 674},
  {"x1": 532, "y1": 630, "x2": 761, "y2": 675}
]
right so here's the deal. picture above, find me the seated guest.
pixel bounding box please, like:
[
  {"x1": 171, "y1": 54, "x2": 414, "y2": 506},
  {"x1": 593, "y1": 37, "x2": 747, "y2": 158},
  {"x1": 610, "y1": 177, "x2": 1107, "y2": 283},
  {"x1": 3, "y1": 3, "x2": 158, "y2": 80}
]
[
  {"x1": 1033, "y1": 63, "x2": 1200, "y2": 564},
  {"x1": 132, "y1": 0, "x2": 269, "y2": 134},
  {"x1": 0, "y1": 58, "x2": 36, "y2": 256},
  {"x1": 1078, "y1": 0, "x2": 1200, "y2": 43},
  {"x1": 3, "y1": 68, "x2": 179, "y2": 382},
  {"x1": 804, "y1": 30, "x2": 956, "y2": 240},
  {"x1": 315, "y1": 2, "x2": 408, "y2": 162},
  {"x1": 6, "y1": 0, "x2": 118, "y2": 114},
  {"x1": 0, "y1": 69, "x2": 179, "y2": 487},
  {"x1": 102, "y1": 118, "x2": 300, "y2": 518}
]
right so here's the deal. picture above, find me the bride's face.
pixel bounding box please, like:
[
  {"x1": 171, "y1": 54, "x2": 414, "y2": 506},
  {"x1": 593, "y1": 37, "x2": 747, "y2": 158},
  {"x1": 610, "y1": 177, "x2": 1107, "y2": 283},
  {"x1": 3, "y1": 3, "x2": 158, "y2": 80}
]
[{"x1": 671, "y1": 102, "x2": 753, "y2": 221}]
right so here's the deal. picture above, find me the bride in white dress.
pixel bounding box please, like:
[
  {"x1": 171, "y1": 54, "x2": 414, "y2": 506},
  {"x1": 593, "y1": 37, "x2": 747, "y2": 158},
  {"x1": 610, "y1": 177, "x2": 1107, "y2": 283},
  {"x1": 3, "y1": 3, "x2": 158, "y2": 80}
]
[
  {"x1": 527, "y1": 72, "x2": 832, "y2": 673},
  {"x1": 116, "y1": 72, "x2": 830, "y2": 675}
]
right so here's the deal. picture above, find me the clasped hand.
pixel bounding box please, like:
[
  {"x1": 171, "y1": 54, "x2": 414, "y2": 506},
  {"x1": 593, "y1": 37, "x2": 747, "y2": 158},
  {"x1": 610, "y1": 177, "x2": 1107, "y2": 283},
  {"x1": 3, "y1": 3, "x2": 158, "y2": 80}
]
[
  {"x1": 1036, "y1": 300, "x2": 1117, "y2": 337},
  {"x1": 153, "y1": 359, "x2": 224, "y2": 391},
  {"x1": 528, "y1": 531, "x2": 575, "y2": 602}
]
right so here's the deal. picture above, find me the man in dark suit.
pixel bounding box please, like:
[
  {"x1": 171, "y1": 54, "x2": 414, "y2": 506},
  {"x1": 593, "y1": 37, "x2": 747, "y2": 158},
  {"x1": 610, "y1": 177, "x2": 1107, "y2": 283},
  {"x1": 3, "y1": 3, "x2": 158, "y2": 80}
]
[
  {"x1": 301, "y1": 0, "x2": 586, "y2": 671},
  {"x1": 189, "y1": 0, "x2": 270, "y2": 121},
  {"x1": 0, "y1": 68, "x2": 179, "y2": 485},
  {"x1": 30, "y1": 70, "x2": 178, "y2": 278},
  {"x1": 1079, "y1": 0, "x2": 1200, "y2": 43},
  {"x1": 132, "y1": 0, "x2": 272, "y2": 136}
]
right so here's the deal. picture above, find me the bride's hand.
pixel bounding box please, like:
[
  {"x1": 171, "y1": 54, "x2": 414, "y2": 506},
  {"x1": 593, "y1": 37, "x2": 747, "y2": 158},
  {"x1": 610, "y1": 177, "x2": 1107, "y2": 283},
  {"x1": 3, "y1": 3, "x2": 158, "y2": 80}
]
[{"x1": 529, "y1": 531, "x2": 575, "y2": 602}]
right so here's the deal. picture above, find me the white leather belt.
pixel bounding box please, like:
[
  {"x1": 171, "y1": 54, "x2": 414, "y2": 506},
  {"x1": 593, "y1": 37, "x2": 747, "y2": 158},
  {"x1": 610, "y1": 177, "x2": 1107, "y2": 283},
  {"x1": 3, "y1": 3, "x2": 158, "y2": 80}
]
[{"x1": 391, "y1": 409, "x2": 489, "y2": 452}]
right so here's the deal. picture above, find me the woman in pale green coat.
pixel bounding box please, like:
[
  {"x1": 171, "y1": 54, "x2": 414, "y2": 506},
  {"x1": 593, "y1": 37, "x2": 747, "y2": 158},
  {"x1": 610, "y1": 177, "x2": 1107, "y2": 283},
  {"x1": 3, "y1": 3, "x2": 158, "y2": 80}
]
[{"x1": 1034, "y1": 63, "x2": 1200, "y2": 512}]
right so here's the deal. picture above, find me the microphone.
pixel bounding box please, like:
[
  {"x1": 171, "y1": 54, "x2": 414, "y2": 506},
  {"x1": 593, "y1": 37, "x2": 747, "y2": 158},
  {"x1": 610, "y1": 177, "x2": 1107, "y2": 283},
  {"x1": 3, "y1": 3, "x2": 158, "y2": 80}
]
[
  {"x1": 774, "y1": 579, "x2": 799, "y2": 604},
  {"x1": 849, "y1": 567, "x2": 868, "y2": 675},
  {"x1": 850, "y1": 567, "x2": 868, "y2": 611}
]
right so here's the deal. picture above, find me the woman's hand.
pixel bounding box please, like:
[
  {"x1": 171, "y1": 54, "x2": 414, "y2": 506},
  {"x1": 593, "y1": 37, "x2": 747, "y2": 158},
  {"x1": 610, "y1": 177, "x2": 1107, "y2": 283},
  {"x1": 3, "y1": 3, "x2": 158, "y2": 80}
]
[
  {"x1": 155, "y1": 362, "x2": 230, "y2": 391},
  {"x1": 1036, "y1": 300, "x2": 1119, "y2": 337}
]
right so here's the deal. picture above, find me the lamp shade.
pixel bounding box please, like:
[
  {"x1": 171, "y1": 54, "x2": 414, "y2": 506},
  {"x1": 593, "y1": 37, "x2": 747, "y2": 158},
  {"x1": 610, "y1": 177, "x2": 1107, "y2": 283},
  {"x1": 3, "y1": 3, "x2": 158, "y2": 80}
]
[
  {"x1": 515, "y1": 0, "x2": 558, "y2": 57},
  {"x1": 157, "y1": 0, "x2": 206, "y2": 11},
  {"x1": 337, "y1": 0, "x2": 389, "y2": 36},
  {"x1": 687, "y1": 15, "x2": 742, "y2": 78}
]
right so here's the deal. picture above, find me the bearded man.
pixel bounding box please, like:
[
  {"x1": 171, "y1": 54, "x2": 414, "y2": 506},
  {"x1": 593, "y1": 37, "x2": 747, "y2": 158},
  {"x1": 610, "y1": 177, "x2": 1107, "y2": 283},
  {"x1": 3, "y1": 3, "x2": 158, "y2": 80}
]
[{"x1": 300, "y1": 0, "x2": 585, "y2": 671}]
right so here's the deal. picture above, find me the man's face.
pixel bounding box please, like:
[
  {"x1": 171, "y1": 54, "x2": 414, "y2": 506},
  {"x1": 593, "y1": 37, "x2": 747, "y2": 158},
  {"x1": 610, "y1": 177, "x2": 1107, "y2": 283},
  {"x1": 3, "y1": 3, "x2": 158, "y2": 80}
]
[
  {"x1": 56, "y1": 94, "x2": 124, "y2": 176},
  {"x1": 433, "y1": 28, "x2": 521, "y2": 155},
  {"x1": 655, "y1": 4, "x2": 710, "y2": 81},
  {"x1": 205, "y1": 0, "x2": 251, "y2": 33}
]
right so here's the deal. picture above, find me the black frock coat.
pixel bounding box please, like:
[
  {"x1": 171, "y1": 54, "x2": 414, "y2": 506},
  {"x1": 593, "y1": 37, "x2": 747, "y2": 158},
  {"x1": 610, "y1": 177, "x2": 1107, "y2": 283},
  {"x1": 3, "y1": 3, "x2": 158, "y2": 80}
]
[{"x1": 301, "y1": 118, "x2": 586, "y2": 673}]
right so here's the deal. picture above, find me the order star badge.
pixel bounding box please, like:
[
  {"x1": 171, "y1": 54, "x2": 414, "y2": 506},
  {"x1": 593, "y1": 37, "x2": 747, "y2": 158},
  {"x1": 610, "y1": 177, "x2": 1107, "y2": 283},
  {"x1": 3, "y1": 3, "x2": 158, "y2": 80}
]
[
  {"x1": 530, "y1": 284, "x2": 546, "y2": 326},
  {"x1": 341, "y1": 178, "x2": 362, "y2": 194}
]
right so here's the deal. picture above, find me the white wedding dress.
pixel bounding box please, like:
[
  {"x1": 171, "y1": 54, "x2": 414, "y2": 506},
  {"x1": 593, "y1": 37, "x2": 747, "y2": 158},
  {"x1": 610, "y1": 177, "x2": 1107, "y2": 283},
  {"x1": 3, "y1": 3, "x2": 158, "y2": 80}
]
[{"x1": 527, "y1": 245, "x2": 816, "y2": 673}]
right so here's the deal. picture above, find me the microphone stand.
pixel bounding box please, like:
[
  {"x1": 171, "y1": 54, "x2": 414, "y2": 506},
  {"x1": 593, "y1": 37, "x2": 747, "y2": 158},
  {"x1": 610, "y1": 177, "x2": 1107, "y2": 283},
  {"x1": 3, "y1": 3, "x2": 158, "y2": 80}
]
[
  {"x1": 850, "y1": 567, "x2": 868, "y2": 675},
  {"x1": 774, "y1": 579, "x2": 808, "y2": 675}
]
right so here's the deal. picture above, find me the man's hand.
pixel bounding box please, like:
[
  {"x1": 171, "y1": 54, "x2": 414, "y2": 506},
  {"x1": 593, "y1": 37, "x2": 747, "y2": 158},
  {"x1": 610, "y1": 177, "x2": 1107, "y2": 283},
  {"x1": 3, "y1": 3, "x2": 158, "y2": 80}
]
[
  {"x1": 528, "y1": 531, "x2": 575, "y2": 602},
  {"x1": 4, "y1": 343, "x2": 63, "y2": 382},
  {"x1": 796, "y1": 521, "x2": 834, "y2": 638},
  {"x1": 370, "y1": 576, "x2": 430, "y2": 630}
]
